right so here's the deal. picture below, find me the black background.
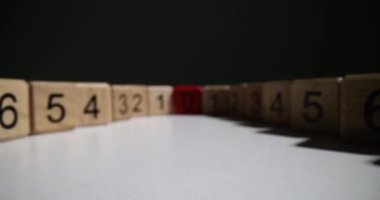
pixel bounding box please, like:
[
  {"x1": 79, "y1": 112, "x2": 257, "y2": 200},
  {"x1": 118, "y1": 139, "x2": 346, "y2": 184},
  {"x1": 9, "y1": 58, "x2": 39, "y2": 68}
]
[{"x1": 0, "y1": 0, "x2": 378, "y2": 84}]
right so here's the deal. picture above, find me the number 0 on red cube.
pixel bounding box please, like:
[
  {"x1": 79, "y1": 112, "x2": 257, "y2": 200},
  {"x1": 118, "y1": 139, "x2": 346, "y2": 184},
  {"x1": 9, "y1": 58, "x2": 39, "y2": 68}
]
[{"x1": 173, "y1": 85, "x2": 203, "y2": 114}]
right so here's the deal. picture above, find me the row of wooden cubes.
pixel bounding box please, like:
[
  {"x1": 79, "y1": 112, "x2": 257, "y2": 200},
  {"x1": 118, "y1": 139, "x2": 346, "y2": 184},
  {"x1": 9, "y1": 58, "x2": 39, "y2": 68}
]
[
  {"x1": 0, "y1": 80, "x2": 175, "y2": 141},
  {"x1": 202, "y1": 74, "x2": 380, "y2": 144},
  {"x1": 1, "y1": 73, "x2": 379, "y2": 144}
]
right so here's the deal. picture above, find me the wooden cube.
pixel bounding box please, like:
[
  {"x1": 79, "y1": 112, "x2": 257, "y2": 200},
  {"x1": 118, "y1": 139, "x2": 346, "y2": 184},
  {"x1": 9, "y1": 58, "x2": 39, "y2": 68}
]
[
  {"x1": 0, "y1": 78, "x2": 30, "y2": 141},
  {"x1": 111, "y1": 85, "x2": 132, "y2": 121},
  {"x1": 263, "y1": 81, "x2": 292, "y2": 125},
  {"x1": 173, "y1": 85, "x2": 203, "y2": 114},
  {"x1": 76, "y1": 83, "x2": 112, "y2": 126},
  {"x1": 147, "y1": 86, "x2": 173, "y2": 115},
  {"x1": 341, "y1": 74, "x2": 380, "y2": 143},
  {"x1": 291, "y1": 78, "x2": 341, "y2": 133},
  {"x1": 202, "y1": 85, "x2": 230, "y2": 115},
  {"x1": 229, "y1": 84, "x2": 247, "y2": 118},
  {"x1": 128, "y1": 85, "x2": 148, "y2": 117},
  {"x1": 244, "y1": 83, "x2": 263, "y2": 121},
  {"x1": 30, "y1": 81, "x2": 79, "y2": 134}
]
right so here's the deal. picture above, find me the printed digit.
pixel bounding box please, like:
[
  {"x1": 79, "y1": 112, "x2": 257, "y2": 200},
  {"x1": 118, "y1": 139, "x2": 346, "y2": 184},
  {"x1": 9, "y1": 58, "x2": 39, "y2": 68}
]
[
  {"x1": 0, "y1": 93, "x2": 18, "y2": 129},
  {"x1": 119, "y1": 94, "x2": 128, "y2": 115},
  {"x1": 84, "y1": 95, "x2": 100, "y2": 118},
  {"x1": 364, "y1": 90, "x2": 380, "y2": 131},
  {"x1": 47, "y1": 94, "x2": 66, "y2": 123},
  {"x1": 133, "y1": 94, "x2": 142, "y2": 112},
  {"x1": 270, "y1": 92, "x2": 283, "y2": 115},
  {"x1": 303, "y1": 91, "x2": 323, "y2": 123}
]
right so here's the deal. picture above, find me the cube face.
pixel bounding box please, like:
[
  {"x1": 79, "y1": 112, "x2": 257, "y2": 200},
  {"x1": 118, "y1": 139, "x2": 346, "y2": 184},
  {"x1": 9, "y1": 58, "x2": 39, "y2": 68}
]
[
  {"x1": 341, "y1": 74, "x2": 380, "y2": 143},
  {"x1": 229, "y1": 84, "x2": 247, "y2": 118},
  {"x1": 263, "y1": 81, "x2": 292, "y2": 125},
  {"x1": 129, "y1": 85, "x2": 148, "y2": 117},
  {"x1": 291, "y1": 78, "x2": 341, "y2": 133},
  {"x1": 112, "y1": 85, "x2": 132, "y2": 121},
  {"x1": 244, "y1": 83, "x2": 263, "y2": 121},
  {"x1": 0, "y1": 79, "x2": 30, "y2": 141},
  {"x1": 30, "y1": 81, "x2": 79, "y2": 134},
  {"x1": 202, "y1": 85, "x2": 230, "y2": 115},
  {"x1": 148, "y1": 86, "x2": 173, "y2": 115},
  {"x1": 76, "y1": 83, "x2": 112, "y2": 126},
  {"x1": 173, "y1": 85, "x2": 203, "y2": 114}
]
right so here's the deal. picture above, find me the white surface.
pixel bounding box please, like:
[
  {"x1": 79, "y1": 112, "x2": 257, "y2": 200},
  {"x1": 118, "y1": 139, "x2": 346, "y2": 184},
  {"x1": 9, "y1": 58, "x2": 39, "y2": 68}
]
[{"x1": 0, "y1": 116, "x2": 379, "y2": 200}]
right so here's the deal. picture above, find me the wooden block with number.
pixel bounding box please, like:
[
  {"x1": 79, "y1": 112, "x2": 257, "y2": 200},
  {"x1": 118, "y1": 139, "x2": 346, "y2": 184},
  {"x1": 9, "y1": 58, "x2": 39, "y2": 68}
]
[
  {"x1": 263, "y1": 81, "x2": 292, "y2": 125},
  {"x1": 128, "y1": 85, "x2": 148, "y2": 117},
  {"x1": 202, "y1": 85, "x2": 230, "y2": 115},
  {"x1": 76, "y1": 83, "x2": 112, "y2": 126},
  {"x1": 244, "y1": 83, "x2": 263, "y2": 121},
  {"x1": 291, "y1": 78, "x2": 341, "y2": 133},
  {"x1": 111, "y1": 85, "x2": 132, "y2": 121},
  {"x1": 229, "y1": 84, "x2": 247, "y2": 118},
  {"x1": 0, "y1": 79, "x2": 30, "y2": 141},
  {"x1": 173, "y1": 85, "x2": 203, "y2": 114},
  {"x1": 341, "y1": 74, "x2": 380, "y2": 143},
  {"x1": 148, "y1": 86, "x2": 173, "y2": 115},
  {"x1": 30, "y1": 81, "x2": 79, "y2": 134}
]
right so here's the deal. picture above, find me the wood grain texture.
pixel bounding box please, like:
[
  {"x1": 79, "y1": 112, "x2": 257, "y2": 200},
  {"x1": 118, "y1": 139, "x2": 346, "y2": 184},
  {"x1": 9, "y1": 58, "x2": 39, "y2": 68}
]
[
  {"x1": 76, "y1": 83, "x2": 112, "y2": 126},
  {"x1": 341, "y1": 74, "x2": 380, "y2": 144},
  {"x1": 30, "y1": 81, "x2": 79, "y2": 134},
  {"x1": 263, "y1": 81, "x2": 292, "y2": 125},
  {"x1": 202, "y1": 85, "x2": 230, "y2": 115},
  {"x1": 0, "y1": 79, "x2": 30, "y2": 141},
  {"x1": 148, "y1": 86, "x2": 173, "y2": 115},
  {"x1": 291, "y1": 78, "x2": 341, "y2": 133}
]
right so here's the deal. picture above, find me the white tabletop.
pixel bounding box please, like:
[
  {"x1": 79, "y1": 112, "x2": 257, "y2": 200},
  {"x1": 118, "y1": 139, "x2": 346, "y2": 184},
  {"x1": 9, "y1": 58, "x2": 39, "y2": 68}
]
[{"x1": 0, "y1": 116, "x2": 379, "y2": 200}]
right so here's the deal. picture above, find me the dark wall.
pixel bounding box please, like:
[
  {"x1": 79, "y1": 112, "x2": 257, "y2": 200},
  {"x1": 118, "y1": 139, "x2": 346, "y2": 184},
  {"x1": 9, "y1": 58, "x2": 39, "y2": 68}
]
[{"x1": 0, "y1": 0, "x2": 378, "y2": 84}]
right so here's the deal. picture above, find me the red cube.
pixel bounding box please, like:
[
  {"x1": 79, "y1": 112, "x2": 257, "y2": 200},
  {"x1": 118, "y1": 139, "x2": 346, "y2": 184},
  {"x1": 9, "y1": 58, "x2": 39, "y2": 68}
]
[{"x1": 173, "y1": 85, "x2": 203, "y2": 114}]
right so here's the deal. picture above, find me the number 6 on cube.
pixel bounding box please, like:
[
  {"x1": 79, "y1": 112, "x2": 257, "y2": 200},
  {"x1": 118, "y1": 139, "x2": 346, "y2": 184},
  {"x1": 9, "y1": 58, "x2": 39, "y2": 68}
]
[
  {"x1": 0, "y1": 79, "x2": 30, "y2": 141},
  {"x1": 341, "y1": 74, "x2": 380, "y2": 144}
]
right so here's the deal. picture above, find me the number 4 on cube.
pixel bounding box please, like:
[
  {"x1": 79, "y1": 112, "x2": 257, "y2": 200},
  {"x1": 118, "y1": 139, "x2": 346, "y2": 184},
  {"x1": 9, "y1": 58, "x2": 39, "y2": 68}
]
[
  {"x1": 0, "y1": 79, "x2": 30, "y2": 141},
  {"x1": 263, "y1": 81, "x2": 292, "y2": 125},
  {"x1": 76, "y1": 83, "x2": 112, "y2": 126}
]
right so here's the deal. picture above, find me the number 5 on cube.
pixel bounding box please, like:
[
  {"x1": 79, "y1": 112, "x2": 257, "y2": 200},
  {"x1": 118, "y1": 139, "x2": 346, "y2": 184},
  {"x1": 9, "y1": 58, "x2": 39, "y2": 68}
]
[
  {"x1": 0, "y1": 79, "x2": 30, "y2": 141},
  {"x1": 291, "y1": 78, "x2": 341, "y2": 133},
  {"x1": 30, "y1": 81, "x2": 79, "y2": 134}
]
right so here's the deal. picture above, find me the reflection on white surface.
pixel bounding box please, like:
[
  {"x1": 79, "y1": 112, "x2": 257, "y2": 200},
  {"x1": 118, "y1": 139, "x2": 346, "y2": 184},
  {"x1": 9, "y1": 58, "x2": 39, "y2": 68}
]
[{"x1": 0, "y1": 116, "x2": 379, "y2": 200}]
